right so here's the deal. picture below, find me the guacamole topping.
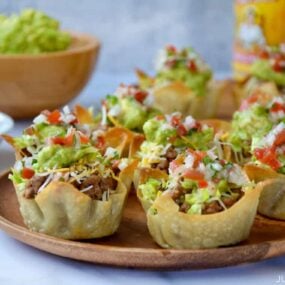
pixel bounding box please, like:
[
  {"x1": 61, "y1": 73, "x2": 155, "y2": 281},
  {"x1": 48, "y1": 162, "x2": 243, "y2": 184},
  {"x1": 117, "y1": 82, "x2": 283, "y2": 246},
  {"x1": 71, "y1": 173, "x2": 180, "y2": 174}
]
[
  {"x1": 229, "y1": 104, "x2": 273, "y2": 153},
  {"x1": 229, "y1": 94, "x2": 285, "y2": 155},
  {"x1": 139, "y1": 178, "x2": 166, "y2": 203},
  {"x1": 101, "y1": 84, "x2": 160, "y2": 131},
  {"x1": 143, "y1": 113, "x2": 214, "y2": 149},
  {"x1": 0, "y1": 9, "x2": 71, "y2": 54},
  {"x1": 252, "y1": 60, "x2": 285, "y2": 87},
  {"x1": 154, "y1": 45, "x2": 212, "y2": 97}
]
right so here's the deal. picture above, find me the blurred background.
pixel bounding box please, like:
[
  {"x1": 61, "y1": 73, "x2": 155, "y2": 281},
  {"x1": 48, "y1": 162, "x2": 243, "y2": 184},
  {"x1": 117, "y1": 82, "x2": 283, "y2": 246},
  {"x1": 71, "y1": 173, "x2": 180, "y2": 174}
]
[{"x1": 0, "y1": 0, "x2": 234, "y2": 75}]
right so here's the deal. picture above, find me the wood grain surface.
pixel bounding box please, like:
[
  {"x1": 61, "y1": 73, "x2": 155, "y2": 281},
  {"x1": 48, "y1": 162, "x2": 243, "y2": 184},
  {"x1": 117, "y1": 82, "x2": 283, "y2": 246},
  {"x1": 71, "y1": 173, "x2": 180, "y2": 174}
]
[{"x1": 0, "y1": 171, "x2": 285, "y2": 269}]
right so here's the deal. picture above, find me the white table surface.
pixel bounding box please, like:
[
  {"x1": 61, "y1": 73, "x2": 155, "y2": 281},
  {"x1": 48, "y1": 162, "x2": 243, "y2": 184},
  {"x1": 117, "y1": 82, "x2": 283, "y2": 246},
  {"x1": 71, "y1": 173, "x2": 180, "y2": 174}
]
[{"x1": 0, "y1": 73, "x2": 285, "y2": 285}]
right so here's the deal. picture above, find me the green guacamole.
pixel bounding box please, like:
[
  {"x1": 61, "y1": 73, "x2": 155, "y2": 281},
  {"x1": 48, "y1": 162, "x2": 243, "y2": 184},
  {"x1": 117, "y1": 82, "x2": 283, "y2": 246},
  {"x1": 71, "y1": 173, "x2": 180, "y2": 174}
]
[
  {"x1": 251, "y1": 60, "x2": 285, "y2": 87},
  {"x1": 34, "y1": 145, "x2": 102, "y2": 171},
  {"x1": 228, "y1": 105, "x2": 273, "y2": 153},
  {"x1": 0, "y1": 9, "x2": 71, "y2": 54},
  {"x1": 143, "y1": 116, "x2": 214, "y2": 149},
  {"x1": 105, "y1": 94, "x2": 159, "y2": 131}
]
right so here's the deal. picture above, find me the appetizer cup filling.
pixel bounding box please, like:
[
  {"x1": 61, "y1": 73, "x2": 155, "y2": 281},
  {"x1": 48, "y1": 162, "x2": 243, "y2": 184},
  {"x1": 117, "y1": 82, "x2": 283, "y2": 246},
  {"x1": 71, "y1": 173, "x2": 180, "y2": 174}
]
[
  {"x1": 138, "y1": 112, "x2": 229, "y2": 172},
  {"x1": 166, "y1": 150, "x2": 250, "y2": 215},
  {"x1": 227, "y1": 95, "x2": 285, "y2": 157},
  {"x1": 138, "y1": 149, "x2": 251, "y2": 215},
  {"x1": 251, "y1": 48, "x2": 285, "y2": 88},
  {"x1": 8, "y1": 107, "x2": 130, "y2": 200},
  {"x1": 154, "y1": 45, "x2": 212, "y2": 97},
  {"x1": 100, "y1": 84, "x2": 160, "y2": 131}
]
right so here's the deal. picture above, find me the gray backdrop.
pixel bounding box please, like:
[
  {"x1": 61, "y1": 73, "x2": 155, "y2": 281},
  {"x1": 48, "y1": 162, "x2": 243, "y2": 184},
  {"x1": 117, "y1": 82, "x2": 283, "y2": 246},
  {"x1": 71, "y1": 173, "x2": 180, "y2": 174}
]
[{"x1": 0, "y1": 0, "x2": 234, "y2": 74}]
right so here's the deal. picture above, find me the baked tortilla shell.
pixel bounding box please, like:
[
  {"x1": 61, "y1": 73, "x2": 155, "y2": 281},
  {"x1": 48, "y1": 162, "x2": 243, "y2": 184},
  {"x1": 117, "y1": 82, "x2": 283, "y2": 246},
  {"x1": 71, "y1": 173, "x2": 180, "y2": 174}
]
[
  {"x1": 13, "y1": 163, "x2": 136, "y2": 240},
  {"x1": 244, "y1": 163, "x2": 283, "y2": 183},
  {"x1": 256, "y1": 178, "x2": 285, "y2": 220},
  {"x1": 244, "y1": 164, "x2": 285, "y2": 220},
  {"x1": 153, "y1": 81, "x2": 219, "y2": 119},
  {"x1": 200, "y1": 119, "x2": 231, "y2": 134},
  {"x1": 104, "y1": 127, "x2": 144, "y2": 158},
  {"x1": 147, "y1": 185, "x2": 261, "y2": 249}
]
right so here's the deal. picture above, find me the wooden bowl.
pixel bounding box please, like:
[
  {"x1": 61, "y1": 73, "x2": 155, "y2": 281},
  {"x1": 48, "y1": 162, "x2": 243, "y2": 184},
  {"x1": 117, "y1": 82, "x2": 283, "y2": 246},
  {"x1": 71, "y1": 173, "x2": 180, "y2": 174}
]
[{"x1": 0, "y1": 32, "x2": 100, "y2": 119}]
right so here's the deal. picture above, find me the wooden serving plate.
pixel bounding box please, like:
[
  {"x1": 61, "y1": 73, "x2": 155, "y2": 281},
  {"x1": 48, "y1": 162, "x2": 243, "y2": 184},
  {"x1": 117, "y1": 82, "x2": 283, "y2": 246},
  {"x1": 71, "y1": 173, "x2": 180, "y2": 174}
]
[{"x1": 0, "y1": 171, "x2": 285, "y2": 269}]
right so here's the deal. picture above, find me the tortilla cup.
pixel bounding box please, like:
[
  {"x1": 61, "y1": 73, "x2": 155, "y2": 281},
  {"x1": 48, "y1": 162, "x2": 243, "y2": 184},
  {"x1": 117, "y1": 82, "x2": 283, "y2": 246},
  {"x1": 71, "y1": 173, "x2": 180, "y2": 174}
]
[
  {"x1": 74, "y1": 104, "x2": 95, "y2": 124},
  {"x1": 104, "y1": 127, "x2": 144, "y2": 158},
  {"x1": 244, "y1": 164, "x2": 285, "y2": 220},
  {"x1": 13, "y1": 162, "x2": 136, "y2": 240},
  {"x1": 133, "y1": 168, "x2": 168, "y2": 212},
  {"x1": 244, "y1": 163, "x2": 283, "y2": 183},
  {"x1": 236, "y1": 78, "x2": 280, "y2": 106},
  {"x1": 152, "y1": 81, "x2": 219, "y2": 119},
  {"x1": 147, "y1": 184, "x2": 261, "y2": 249},
  {"x1": 200, "y1": 119, "x2": 231, "y2": 134},
  {"x1": 256, "y1": 178, "x2": 285, "y2": 220}
]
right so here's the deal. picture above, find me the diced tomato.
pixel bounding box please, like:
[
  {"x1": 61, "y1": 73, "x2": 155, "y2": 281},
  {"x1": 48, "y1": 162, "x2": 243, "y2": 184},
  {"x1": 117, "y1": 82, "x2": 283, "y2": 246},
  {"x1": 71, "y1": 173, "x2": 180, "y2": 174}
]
[
  {"x1": 78, "y1": 132, "x2": 89, "y2": 144},
  {"x1": 183, "y1": 169, "x2": 204, "y2": 181},
  {"x1": 187, "y1": 149, "x2": 206, "y2": 167},
  {"x1": 21, "y1": 167, "x2": 35, "y2": 179},
  {"x1": 52, "y1": 133, "x2": 74, "y2": 146},
  {"x1": 51, "y1": 137, "x2": 64, "y2": 145},
  {"x1": 272, "y1": 60, "x2": 283, "y2": 72},
  {"x1": 177, "y1": 124, "x2": 187, "y2": 136},
  {"x1": 259, "y1": 50, "x2": 269, "y2": 59},
  {"x1": 95, "y1": 136, "x2": 105, "y2": 149},
  {"x1": 198, "y1": 180, "x2": 208, "y2": 188},
  {"x1": 247, "y1": 93, "x2": 259, "y2": 104},
  {"x1": 254, "y1": 147, "x2": 281, "y2": 170},
  {"x1": 187, "y1": 60, "x2": 197, "y2": 72},
  {"x1": 270, "y1": 102, "x2": 285, "y2": 113},
  {"x1": 170, "y1": 115, "x2": 181, "y2": 127},
  {"x1": 254, "y1": 148, "x2": 266, "y2": 160},
  {"x1": 47, "y1": 110, "x2": 61, "y2": 124},
  {"x1": 134, "y1": 90, "x2": 148, "y2": 103},
  {"x1": 274, "y1": 130, "x2": 285, "y2": 146},
  {"x1": 64, "y1": 133, "x2": 74, "y2": 146},
  {"x1": 272, "y1": 53, "x2": 285, "y2": 72},
  {"x1": 166, "y1": 45, "x2": 176, "y2": 54}
]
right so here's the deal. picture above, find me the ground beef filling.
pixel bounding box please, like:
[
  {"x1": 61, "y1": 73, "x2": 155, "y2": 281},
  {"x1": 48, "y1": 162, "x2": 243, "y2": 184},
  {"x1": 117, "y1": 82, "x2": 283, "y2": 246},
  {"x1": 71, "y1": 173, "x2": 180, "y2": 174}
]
[
  {"x1": 76, "y1": 173, "x2": 117, "y2": 200},
  {"x1": 169, "y1": 179, "x2": 244, "y2": 215},
  {"x1": 24, "y1": 173, "x2": 117, "y2": 200},
  {"x1": 151, "y1": 146, "x2": 177, "y2": 171}
]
